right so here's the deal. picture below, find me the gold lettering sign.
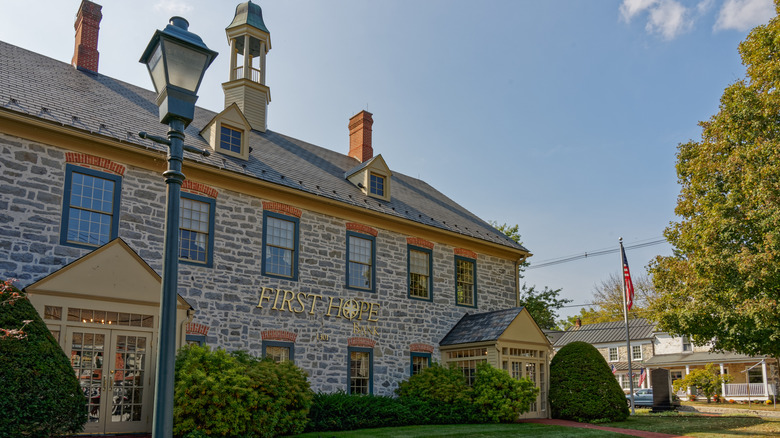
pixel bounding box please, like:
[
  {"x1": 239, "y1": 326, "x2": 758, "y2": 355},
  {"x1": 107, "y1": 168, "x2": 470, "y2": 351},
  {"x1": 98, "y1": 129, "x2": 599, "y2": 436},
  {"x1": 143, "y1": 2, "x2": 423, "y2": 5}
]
[{"x1": 257, "y1": 287, "x2": 380, "y2": 322}]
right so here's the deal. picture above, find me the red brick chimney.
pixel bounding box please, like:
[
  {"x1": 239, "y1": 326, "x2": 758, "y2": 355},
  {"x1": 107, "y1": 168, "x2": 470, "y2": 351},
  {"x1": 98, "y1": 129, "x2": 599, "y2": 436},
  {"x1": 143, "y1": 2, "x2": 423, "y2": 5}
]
[
  {"x1": 348, "y1": 110, "x2": 374, "y2": 163},
  {"x1": 71, "y1": 0, "x2": 103, "y2": 73}
]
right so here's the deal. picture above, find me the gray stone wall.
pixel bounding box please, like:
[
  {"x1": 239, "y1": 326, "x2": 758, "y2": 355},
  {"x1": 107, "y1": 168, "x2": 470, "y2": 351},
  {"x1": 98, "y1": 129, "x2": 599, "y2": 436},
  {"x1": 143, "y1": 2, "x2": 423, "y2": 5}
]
[{"x1": 0, "y1": 132, "x2": 519, "y2": 395}]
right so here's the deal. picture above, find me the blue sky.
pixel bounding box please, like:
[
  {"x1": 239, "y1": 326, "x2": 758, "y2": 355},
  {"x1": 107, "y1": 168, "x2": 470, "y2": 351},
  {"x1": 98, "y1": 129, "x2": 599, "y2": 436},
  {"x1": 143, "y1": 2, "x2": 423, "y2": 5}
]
[{"x1": 0, "y1": 0, "x2": 774, "y2": 319}]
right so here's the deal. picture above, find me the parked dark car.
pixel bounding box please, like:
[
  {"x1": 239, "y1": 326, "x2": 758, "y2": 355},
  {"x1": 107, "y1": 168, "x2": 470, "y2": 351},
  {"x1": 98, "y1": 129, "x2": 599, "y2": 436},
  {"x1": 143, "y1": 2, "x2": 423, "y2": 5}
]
[{"x1": 627, "y1": 388, "x2": 653, "y2": 407}]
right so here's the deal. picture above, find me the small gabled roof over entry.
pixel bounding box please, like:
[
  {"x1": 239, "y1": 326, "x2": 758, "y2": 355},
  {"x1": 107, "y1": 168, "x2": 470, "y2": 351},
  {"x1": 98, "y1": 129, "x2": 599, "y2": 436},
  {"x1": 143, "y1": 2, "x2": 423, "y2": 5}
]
[
  {"x1": 25, "y1": 238, "x2": 191, "y2": 309},
  {"x1": 440, "y1": 307, "x2": 549, "y2": 347}
]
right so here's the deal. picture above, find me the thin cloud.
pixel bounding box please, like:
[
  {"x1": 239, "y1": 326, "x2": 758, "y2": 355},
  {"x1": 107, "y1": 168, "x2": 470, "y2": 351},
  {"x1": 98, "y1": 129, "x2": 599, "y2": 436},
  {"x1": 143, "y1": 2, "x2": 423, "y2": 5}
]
[
  {"x1": 714, "y1": 0, "x2": 774, "y2": 31},
  {"x1": 620, "y1": 0, "x2": 692, "y2": 40},
  {"x1": 153, "y1": 1, "x2": 193, "y2": 15}
]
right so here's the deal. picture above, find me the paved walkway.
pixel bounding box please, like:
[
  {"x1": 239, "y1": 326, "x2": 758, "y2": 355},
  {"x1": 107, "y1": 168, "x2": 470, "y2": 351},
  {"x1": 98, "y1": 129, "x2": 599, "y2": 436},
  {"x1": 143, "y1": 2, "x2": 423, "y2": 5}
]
[{"x1": 520, "y1": 419, "x2": 683, "y2": 438}]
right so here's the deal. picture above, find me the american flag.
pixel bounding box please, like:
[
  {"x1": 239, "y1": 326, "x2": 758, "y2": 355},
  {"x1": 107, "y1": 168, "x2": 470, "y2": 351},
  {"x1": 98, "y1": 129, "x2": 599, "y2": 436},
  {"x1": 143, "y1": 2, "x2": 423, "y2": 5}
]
[
  {"x1": 638, "y1": 368, "x2": 647, "y2": 386},
  {"x1": 611, "y1": 364, "x2": 617, "y2": 374},
  {"x1": 621, "y1": 244, "x2": 634, "y2": 311}
]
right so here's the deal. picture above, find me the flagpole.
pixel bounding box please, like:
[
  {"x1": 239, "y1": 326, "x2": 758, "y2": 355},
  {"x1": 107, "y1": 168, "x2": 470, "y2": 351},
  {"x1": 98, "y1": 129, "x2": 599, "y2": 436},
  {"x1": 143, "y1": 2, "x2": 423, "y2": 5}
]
[{"x1": 621, "y1": 237, "x2": 636, "y2": 415}]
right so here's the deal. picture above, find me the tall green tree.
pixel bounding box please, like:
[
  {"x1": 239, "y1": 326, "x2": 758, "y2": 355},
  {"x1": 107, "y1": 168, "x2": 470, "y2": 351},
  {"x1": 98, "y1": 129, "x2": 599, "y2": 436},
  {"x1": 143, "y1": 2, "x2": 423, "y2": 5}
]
[
  {"x1": 491, "y1": 222, "x2": 571, "y2": 329},
  {"x1": 649, "y1": 3, "x2": 780, "y2": 358}
]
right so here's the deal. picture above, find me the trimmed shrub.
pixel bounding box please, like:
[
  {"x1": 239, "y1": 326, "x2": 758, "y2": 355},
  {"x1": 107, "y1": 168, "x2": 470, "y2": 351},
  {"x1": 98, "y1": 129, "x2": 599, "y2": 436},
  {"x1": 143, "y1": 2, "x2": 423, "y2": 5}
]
[
  {"x1": 549, "y1": 341, "x2": 629, "y2": 422},
  {"x1": 306, "y1": 391, "x2": 481, "y2": 432},
  {"x1": 173, "y1": 345, "x2": 312, "y2": 438},
  {"x1": 472, "y1": 362, "x2": 540, "y2": 423},
  {"x1": 395, "y1": 363, "x2": 472, "y2": 404},
  {"x1": 0, "y1": 280, "x2": 87, "y2": 438}
]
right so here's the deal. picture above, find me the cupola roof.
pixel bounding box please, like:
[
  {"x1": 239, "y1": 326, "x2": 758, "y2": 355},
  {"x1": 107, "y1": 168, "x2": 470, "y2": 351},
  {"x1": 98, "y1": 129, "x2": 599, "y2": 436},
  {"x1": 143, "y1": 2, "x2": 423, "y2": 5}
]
[{"x1": 226, "y1": 1, "x2": 269, "y2": 34}]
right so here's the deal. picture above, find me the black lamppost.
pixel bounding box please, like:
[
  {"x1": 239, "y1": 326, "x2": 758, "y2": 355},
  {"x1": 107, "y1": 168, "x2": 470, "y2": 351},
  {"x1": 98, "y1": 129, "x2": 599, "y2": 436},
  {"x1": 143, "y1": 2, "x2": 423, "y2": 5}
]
[{"x1": 139, "y1": 17, "x2": 217, "y2": 438}]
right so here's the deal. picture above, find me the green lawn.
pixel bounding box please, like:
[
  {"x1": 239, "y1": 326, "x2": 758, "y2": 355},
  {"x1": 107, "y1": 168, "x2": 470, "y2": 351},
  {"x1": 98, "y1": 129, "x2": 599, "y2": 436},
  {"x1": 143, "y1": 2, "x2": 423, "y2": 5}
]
[
  {"x1": 681, "y1": 400, "x2": 780, "y2": 412},
  {"x1": 605, "y1": 410, "x2": 780, "y2": 437},
  {"x1": 292, "y1": 423, "x2": 624, "y2": 437},
  {"x1": 292, "y1": 412, "x2": 780, "y2": 437}
]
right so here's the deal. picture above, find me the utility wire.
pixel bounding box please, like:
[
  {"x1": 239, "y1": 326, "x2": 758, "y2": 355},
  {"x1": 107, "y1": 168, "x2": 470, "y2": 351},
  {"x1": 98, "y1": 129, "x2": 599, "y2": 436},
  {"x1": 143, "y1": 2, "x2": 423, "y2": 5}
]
[{"x1": 527, "y1": 237, "x2": 667, "y2": 270}]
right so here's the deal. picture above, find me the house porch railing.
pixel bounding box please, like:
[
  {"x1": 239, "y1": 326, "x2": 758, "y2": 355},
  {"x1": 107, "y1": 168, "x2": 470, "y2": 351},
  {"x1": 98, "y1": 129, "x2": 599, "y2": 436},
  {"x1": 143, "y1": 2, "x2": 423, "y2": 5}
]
[
  {"x1": 723, "y1": 383, "x2": 776, "y2": 398},
  {"x1": 232, "y1": 66, "x2": 261, "y2": 82}
]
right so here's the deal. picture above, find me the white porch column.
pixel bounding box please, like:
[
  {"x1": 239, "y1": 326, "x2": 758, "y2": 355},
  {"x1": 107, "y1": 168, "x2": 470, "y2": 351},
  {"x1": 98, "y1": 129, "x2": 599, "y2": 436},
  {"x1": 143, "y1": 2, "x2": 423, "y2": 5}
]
[
  {"x1": 229, "y1": 38, "x2": 237, "y2": 80},
  {"x1": 762, "y1": 361, "x2": 769, "y2": 398},
  {"x1": 720, "y1": 363, "x2": 726, "y2": 397},
  {"x1": 685, "y1": 365, "x2": 691, "y2": 395},
  {"x1": 243, "y1": 36, "x2": 251, "y2": 79}
]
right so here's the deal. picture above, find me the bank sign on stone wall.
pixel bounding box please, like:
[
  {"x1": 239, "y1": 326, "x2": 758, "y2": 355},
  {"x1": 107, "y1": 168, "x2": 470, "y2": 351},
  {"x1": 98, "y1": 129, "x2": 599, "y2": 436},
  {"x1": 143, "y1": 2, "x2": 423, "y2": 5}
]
[{"x1": 257, "y1": 286, "x2": 381, "y2": 336}]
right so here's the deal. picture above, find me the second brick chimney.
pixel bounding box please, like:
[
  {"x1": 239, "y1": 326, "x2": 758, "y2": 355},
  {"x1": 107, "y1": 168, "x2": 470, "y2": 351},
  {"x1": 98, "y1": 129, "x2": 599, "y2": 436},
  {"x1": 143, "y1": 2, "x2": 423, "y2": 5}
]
[
  {"x1": 348, "y1": 110, "x2": 374, "y2": 163},
  {"x1": 71, "y1": 0, "x2": 103, "y2": 73}
]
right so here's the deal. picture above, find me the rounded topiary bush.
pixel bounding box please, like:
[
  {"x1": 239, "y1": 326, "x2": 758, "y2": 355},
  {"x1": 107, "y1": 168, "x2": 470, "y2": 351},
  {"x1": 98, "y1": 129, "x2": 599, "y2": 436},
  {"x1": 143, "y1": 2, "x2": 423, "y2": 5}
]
[
  {"x1": 549, "y1": 341, "x2": 629, "y2": 422},
  {"x1": 0, "y1": 280, "x2": 87, "y2": 438},
  {"x1": 173, "y1": 345, "x2": 312, "y2": 438}
]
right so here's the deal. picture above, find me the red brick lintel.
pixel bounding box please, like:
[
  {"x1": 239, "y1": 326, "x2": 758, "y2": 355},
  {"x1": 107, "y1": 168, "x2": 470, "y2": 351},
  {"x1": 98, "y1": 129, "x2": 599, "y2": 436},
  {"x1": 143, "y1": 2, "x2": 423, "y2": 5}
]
[
  {"x1": 66, "y1": 152, "x2": 125, "y2": 176},
  {"x1": 346, "y1": 222, "x2": 378, "y2": 237},
  {"x1": 186, "y1": 323, "x2": 210, "y2": 335},
  {"x1": 262, "y1": 201, "x2": 302, "y2": 218},
  {"x1": 407, "y1": 237, "x2": 434, "y2": 250},
  {"x1": 348, "y1": 337, "x2": 376, "y2": 348},
  {"x1": 454, "y1": 248, "x2": 478, "y2": 259},
  {"x1": 182, "y1": 180, "x2": 219, "y2": 199},
  {"x1": 261, "y1": 330, "x2": 297, "y2": 342},
  {"x1": 410, "y1": 343, "x2": 434, "y2": 353}
]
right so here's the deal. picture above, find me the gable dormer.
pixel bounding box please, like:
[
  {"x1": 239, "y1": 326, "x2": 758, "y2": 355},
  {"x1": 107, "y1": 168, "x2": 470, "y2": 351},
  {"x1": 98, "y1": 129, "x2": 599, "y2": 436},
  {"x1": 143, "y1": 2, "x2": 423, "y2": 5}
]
[
  {"x1": 345, "y1": 154, "x2": 392, "y2": 201},
  {"x1": 200, "y1": 103, "x2": 252, "y2": 160}
]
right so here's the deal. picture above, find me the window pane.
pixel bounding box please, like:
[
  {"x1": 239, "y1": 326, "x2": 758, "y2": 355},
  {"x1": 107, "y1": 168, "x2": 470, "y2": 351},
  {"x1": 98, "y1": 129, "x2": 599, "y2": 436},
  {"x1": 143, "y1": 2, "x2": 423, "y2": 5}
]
[
  {"x1": 266, "y1": 346, "x2": 291, "y2": 363},
  {"x1": 220, "y1": 126, "x2": 242, "y2": 153},
  {"x1": 409, "y1": 250, "x2": 429, "y2": 298},
  {"x1": 264, "y1": 216, "x2": 296, "y2": 277},
  {"x1": 369, "y1": 174, "x2": 384, "y2": 197},
  {"x1": 348, "y1": 236, "x2": 372, "y2": 289},
  {"x1": 456, "y1": 259, "x2": 474, "y2": 305},
  {"x1": 66, "y1": 171, "x2": 116, "y2": 246},
  {"x1": 179, "y1": 197, "x2": 210, "y2": 263},
  {"x1": 350, "y1": 351, "x2": 371, "y2": 394}
]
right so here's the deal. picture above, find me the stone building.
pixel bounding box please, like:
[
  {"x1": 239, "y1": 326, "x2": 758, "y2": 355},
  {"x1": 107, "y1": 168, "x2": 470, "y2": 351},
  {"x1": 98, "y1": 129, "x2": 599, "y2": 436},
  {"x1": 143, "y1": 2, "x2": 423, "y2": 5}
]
[
  {"x1": 0, "y1": 1, "x2": 550, "y2": 434},
  {"x1": 554, "y1": 318, "x2": 778, "y2": 401}
]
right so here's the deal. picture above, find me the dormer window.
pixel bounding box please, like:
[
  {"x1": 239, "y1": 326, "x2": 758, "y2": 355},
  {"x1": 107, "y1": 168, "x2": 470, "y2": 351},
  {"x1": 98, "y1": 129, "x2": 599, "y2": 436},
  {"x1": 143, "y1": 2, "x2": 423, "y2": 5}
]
[
  {"x1": 220, "y1": 125, "x2": 242, "y2": 154},
  {"x1": 344, "y1": 154, "x2": 392, "y2": 201},
  {"x1": 369, "y1": 173, "x2": 385, "y2": 197},
  {"x1": 200, "y1": 103, "x2": 252, "y2": 160}
]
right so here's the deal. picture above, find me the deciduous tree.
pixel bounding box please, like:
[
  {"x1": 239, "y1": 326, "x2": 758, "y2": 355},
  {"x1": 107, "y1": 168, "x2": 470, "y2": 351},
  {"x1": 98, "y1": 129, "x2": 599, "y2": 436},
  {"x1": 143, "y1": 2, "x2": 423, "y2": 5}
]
[
  {"x1": 491, "y1": 222, "x2": 571, "y2": 330},
  {"x1": 648, "y1": 3, "x2": 780, "y2": 359},
  {"x1": 672, "y1": 364, "x2": 732, "y2": 403}
]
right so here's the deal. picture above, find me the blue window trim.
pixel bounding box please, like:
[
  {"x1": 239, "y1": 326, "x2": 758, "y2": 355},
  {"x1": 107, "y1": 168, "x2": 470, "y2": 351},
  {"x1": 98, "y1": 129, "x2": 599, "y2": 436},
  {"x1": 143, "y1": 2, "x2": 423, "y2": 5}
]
[
  {"x1": 261, "y1": 211, "x2": 300, "y2": 281},
  {"x1": 262, "y1": 340, "x2": 295, "y2": 363},
  {"x1": 179, "y1": 192, "x2": 216, "y2": 268},
  {"x1": 345, "y1": 230, "x2": 376, "y2": 292},
  {"x1": 407, "y1": 245, "x2": 433, "y2": 302},
  {"x1": 347, "y1": 346, "x2": 373, "y2": 395},
  {"x1": 410, "y1": 352, "x2": 432, "y2": 376},
  {"x1": 369, "y1": 173, "x2": 385, "y2": 197},
  {"x1": 185, "y1": 334, "x2": 206, "y2": 346},
  {"x1": 219, "y1": 125, "x2": 242, "y2": 154},
  {"x1": 60, "y1": 164, "x2": 122, "y2": 250},
  {"x1": 454, "y1": 255, "x2": 477, "y2": 308}
]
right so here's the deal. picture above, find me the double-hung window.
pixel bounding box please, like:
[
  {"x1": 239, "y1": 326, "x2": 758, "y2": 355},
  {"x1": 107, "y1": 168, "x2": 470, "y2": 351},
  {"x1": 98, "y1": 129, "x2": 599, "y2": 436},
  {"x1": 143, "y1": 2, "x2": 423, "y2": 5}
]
[
  {"x1": 455, "y1": 256, "x2": 476, "y2": 307},
  {"x1": 348, "y1": 347, "x2": 373, "y2": 394},
  {"x1": 262, "y1": 211, "x2": 299, "y2": 280},
  {"x1": 410, "y1": 352, "x2": 431, "y2": 376},
  {"x1": 632, "y1": 344, "x2": 642, "y2": 360},
  {"x1": 179, "y1": 193, "x2": 215, "y2": 267},
  {"x1": 609, "y1": 347, "x2": 619, "y2": 362},
  {"x1": 60, "y1": 165, "x2": 122, "y2": 248},
  {"x1": 263, "y1": 340, "x2": 295, "y2": 364},
  {"x1": 408, "y1": 246, "x2": 432, "y2": 300},
  {"x1": 347, "y1": 231, "x2": 375, "y2": 291}
]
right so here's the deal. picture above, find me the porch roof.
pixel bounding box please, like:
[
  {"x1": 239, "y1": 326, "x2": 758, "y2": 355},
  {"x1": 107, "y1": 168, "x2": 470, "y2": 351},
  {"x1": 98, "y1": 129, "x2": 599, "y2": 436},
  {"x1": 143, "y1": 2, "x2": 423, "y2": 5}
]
[{"x1": 643, "y1": 351, "x2": 767, "y2": 367}]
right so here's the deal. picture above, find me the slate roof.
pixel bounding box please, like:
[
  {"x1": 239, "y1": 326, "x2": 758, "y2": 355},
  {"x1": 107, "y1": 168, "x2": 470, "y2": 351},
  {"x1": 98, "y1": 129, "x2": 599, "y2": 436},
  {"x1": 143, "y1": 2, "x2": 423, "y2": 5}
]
[
  {"x1": 440, "y1": 307, "x2": 524, "y2": 346},
  {"x1": 0, "y1": 40, "x2": 526, "y2": 253},
  {"x1": 554, "y1": 318, "x2": 655, "y2": 348}
]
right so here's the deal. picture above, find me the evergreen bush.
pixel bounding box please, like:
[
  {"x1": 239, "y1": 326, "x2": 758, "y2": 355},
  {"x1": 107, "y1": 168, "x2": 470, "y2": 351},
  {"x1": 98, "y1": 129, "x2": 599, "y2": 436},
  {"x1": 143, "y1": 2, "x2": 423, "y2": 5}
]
[
  {"x1": 395, "y1": 363, "x2": 472, "y2": 404},
  {"x1": 0, "y1": 280, "x2": 87, "y2": 438},
  {"x1": 549, "y1": 341, "x2": 629, "y2": 422},
  {"x1": 173, "y1": 345, "x2": 312, "y2": 438}
]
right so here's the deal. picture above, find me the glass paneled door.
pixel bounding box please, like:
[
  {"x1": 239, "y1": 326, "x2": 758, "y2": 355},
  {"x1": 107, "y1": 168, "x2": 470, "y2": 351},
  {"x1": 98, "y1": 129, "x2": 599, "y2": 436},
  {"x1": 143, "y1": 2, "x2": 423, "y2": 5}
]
[{"x1": 67, "y1": 328, "x2": 152, "y2": 434}]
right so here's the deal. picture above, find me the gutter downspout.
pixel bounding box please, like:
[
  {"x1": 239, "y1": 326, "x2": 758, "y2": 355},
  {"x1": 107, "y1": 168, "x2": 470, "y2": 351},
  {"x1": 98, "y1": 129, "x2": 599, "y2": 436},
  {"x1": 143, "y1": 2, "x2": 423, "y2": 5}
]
[{"x1": 515, "y1": 255, "x2": 527, "y2": 308}]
